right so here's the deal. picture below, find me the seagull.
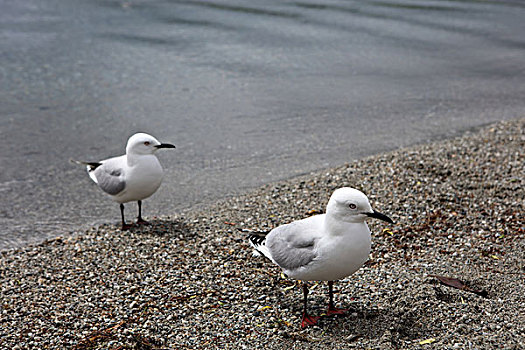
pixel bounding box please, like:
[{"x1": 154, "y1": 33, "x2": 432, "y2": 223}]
[
  {"x1": 249, "y1": 187, "x2": 393, "y2": 328},
  {"x1": 72, "y1": 133, "x2": 175, "y2": 230}
]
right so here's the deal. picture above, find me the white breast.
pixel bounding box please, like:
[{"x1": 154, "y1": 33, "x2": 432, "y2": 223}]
[
  {"x1": 288, "y1": 222, "x2": 371, "y2": 281},
  {"x1": 113, "y1": 155, "x2": 164, "y2": 203}
]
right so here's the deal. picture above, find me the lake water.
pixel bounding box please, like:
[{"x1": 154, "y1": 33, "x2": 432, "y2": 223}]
[{"x1": 1, "y1": 0, "x2": 525, "y2": 250}]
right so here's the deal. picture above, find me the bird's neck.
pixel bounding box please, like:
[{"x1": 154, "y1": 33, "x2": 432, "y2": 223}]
[
  {"x1": 324, "y1": 213, "x2": 367, "y2": 236},
  {"x1": 126, "y1": 153, "x2": 155, "y2": 167}
]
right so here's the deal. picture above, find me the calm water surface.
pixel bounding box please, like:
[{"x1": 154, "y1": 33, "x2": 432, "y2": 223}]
[{"x1": 1, "y1": 0, "x2": 525, "y2": 249}]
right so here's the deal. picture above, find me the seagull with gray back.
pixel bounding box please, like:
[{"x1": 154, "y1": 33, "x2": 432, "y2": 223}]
[
  {"x1": 72, "y1": 133, "x2": 175, "y2": 230},
  {"x1": 249, "y1": 187, "x2": 393, "y2": 328}
]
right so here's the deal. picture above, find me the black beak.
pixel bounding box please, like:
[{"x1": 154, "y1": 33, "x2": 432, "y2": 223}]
[
  {"x1": 365, "y1": 210, "x2": 394, "y2": 224},
  {"x1": 155, "y1": 143, "x2": 176, "y2": 149}
]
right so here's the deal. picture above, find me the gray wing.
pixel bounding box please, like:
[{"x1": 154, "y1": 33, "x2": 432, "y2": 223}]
[
  {"x1": 265, "y1": 219, "x2": 320, "y2": 270},
  {"x1": 92, "y1": 161, "x2": 126, "y2": 195}
]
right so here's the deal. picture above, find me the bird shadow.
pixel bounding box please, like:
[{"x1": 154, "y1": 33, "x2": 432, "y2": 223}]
[
  {"x1": 128, "y1": 218, "x2": 193, "y2": 238},
  {"x1": 320, "y1": 304, "x2": 428, "y2": 344},
  {"x1": 267, "y1": 285, "x2": 433, "y2": 347}
]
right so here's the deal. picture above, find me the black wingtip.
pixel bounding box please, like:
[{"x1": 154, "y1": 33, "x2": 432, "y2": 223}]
[
  {"x1": 248, "y1": 234, "x2": 266, "y2": 246},
  {"x1": 247, "y1": 230, "x2": 271, "y2": 246},
  {"x1": 85, "y1": 162, "x2": 103, "y2": 171},
  {"x1": 70, "y1": 159, "x2": 102, "y2": 170}
]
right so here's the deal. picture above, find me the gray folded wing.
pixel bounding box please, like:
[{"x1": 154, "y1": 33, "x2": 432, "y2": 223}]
[
  {"x1": 266, "y1": 221, "x2": 318, "y2": 270},
  {"x1": 93, "y1": 162, "x2": 126, "y2": 195}
]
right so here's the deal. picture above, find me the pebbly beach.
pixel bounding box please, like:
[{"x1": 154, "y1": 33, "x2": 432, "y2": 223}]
[{"x1": 1, "y1": 118, "x2": 523, "y2": 349}]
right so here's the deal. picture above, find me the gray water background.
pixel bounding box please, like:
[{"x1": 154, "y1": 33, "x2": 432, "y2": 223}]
[{"x1": 1, "y1": 0, "x2": 525, "y2": 250}]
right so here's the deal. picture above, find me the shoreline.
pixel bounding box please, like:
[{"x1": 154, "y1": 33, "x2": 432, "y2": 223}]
[
  {"x1": 0, "y1": 118, "x2": 501, "y2": 254},
  {"x1": 0, "y1": 118, "x2": 508, "y2": 254},
  {"x1": 1, "y1": 118, "x2": 524, "y2": 349}
]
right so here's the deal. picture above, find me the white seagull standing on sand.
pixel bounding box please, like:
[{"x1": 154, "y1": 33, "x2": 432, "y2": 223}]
[
  {"x1": 249, "y1": 187, "x2": 393, "y2": 328},
  {"x1": 72, "y1": 133, "x2": 175, "y2": 230}
]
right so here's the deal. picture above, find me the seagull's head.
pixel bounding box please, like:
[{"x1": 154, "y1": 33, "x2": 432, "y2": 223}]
[
  {"x1": 326, "y1": 187, "x2": 393, "y2": 224},
  {"x1": 126, "y1": 133, "x2": 175, "y2": 155}
]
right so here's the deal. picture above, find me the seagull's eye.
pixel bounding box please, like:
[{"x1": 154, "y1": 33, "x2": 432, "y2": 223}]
[
  {"x1": 144, "y1": 141, "x2": 150, "y2": 146},
  {"x1": 348, "y1": 203, "x2": 357, "y2": 210}
]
